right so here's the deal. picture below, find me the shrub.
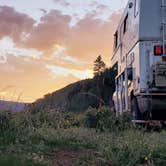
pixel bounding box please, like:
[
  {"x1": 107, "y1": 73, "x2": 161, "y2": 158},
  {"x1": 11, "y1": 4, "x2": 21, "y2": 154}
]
[
  {"x1": 0, "y1": 109, "x2": 84, "y2": 134},
  {"x1": 0, "y1": 111, "x2": 12, "y2": 132},
  {"x1": 85, "y1": 106, "x2": 133, "y2": 132}
]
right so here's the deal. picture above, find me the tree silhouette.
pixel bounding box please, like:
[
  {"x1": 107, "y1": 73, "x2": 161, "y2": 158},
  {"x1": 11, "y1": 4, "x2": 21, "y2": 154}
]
[{"x1": 93, "y1": 55, "x2": 106, "y2": 76}]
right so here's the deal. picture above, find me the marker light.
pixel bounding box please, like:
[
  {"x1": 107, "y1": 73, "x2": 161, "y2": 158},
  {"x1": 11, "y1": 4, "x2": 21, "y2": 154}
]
[{"x1": 154, "y1": 46, "x2": 163, "y2": 55}]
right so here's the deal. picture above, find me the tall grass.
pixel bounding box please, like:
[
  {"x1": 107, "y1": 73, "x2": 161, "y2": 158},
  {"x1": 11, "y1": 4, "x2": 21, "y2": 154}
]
[{"x1": 0, "y1": 107, "x2": 165, "y2": 165}]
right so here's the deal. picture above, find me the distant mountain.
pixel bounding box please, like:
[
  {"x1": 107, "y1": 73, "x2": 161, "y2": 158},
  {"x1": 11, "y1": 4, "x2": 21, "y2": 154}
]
[
  {"x1": 0, "y1": 100, "x2": 26, "y2": 112},
  {"x1": 28, "y1": 68, "x2": 116, "y2": 112}
]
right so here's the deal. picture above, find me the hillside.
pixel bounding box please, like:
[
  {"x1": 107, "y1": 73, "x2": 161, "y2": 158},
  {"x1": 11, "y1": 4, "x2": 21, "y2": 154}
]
[
  {"x1": 28, "y1": 68, "x2": 116, "y2": 112},
  {"x1": 0, "y1": 100, "x2": 26, "y2": 112}
]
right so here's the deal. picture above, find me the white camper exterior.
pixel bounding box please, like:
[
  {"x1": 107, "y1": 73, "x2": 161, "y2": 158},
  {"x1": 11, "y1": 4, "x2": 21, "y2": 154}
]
[{"x1": 112, "y1": 0, "x2": 166, "y2": 121}]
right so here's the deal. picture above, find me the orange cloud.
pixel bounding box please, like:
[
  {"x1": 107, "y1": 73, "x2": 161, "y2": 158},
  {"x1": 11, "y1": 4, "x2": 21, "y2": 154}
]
[
  {"x1": 0, "y1": 6, "x2": 121, "y2": 65},
  {"x1": 67, "y1": 12, "x2": 121, "y2": 65},
  {"x1": 32, "y1": 11, "x2": 120, "y2": 65},
  {"x1": 24, "y1": 10, "x2": 71, "y2": 52}
]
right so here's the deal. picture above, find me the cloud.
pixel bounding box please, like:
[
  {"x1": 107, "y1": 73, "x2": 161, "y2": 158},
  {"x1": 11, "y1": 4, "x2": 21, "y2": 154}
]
[
  {"x1": 46, "y1": 64, "x2": 93, "y2": 79},
  {"x1": 0, "y1": 37, "x2": 42, "y2": 60},
  {"x1": 0, "y1": 6, "x2": 35, "y2": 44},
  {"x1": 66, "y1": 11, "x2": 121, "y2": 64},
  {"x1": 23, "y1": 9, "x2": 121, "y2": 66},
  {"x1": 0, "y1": 5, "x2": 121, "y2": 66},
  {"x1": 52, "y1": 44, "x2": 66, "y2": 57},
  {"x1": 24, "y1": 10, "x2": 71, "y2": 52},
  {"x1": 61, "y1": 55, "x2": 85, "y2": 64},
  {"x1": 39, "y1": 8, "x2": 47, "y2": 14},
  {"x1": 0, "y1": 54, "x2": 7, "y2": 64},
  {"x1": 53, "y1": 0, "x2": 70, "y2": 6},
  {"x1": 96, "y1": 4, "x2": 110, "y2": 12}
]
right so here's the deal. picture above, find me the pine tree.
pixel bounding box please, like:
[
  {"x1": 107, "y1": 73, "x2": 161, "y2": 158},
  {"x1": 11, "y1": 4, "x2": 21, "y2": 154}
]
[{"x1": 93, "y1": 55, "x2": 106, "y2": 76}]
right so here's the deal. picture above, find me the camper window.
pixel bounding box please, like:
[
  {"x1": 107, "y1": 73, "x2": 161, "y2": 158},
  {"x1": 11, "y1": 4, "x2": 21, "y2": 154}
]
[
  {"x1": 123, "y1": 14, "x2": 128, "y2": 34},
  {"x1": 114, "y1": 31, "x2": 118, "y2": 50}
]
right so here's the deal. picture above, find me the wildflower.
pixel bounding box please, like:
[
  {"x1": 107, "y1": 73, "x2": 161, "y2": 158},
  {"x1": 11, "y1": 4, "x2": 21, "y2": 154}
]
[{"x1": 144, "y1": 156, "x2": 148, "y2": 161}]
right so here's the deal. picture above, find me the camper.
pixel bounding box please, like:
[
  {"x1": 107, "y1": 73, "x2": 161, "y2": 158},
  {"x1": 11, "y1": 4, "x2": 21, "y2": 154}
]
[{"x1": 112, "y1": 0, "x2": 166, "y2": 122}]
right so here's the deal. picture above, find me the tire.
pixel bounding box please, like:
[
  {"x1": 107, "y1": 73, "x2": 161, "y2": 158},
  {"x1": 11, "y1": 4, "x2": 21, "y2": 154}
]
[{"x1": 131, "y1": 96, "x2": 142, "y2": 120}]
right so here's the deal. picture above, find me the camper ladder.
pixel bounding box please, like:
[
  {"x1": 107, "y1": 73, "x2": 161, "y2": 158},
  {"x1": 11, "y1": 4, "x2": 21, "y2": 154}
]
[{"x1": 162, "y1": 0, "x2": 166, "y2": 55}]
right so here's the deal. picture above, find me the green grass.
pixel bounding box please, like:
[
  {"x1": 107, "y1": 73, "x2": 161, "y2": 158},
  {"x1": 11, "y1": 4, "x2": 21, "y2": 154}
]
[
  {"x1": 0, "y1": 155, "x2": 46, "y2": 166},
  {"x1": 0, "y1": 108, "x2": 165, "y2": 166}
]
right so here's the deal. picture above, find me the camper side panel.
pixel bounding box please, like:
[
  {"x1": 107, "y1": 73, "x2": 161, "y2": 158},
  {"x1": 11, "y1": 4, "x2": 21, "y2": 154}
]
[{"x1": 139, "y1": 0, "x2": 161, "y2": 40}]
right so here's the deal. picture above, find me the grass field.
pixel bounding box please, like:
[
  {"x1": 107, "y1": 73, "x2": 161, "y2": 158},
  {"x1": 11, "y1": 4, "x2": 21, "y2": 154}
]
[{"x1": 0, "y1": 107, "x2": 166, "y2": 166}]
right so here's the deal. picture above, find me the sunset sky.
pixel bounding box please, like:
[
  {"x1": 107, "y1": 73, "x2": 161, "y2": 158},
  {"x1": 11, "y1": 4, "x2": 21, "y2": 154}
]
[{"x1": 0, "y1": 0, "x2": 127, "y2": 103}]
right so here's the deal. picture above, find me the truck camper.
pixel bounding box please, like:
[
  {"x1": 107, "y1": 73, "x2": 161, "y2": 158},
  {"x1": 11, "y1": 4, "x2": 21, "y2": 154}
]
[{"x1": 112, "y1": 0, "x2": 166, "y2": 122}]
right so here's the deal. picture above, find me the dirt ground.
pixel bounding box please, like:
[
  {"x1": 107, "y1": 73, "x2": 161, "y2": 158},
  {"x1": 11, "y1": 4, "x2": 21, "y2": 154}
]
[{"x1": 51, "y1": 149, "x2": 111, "y2": 166}]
